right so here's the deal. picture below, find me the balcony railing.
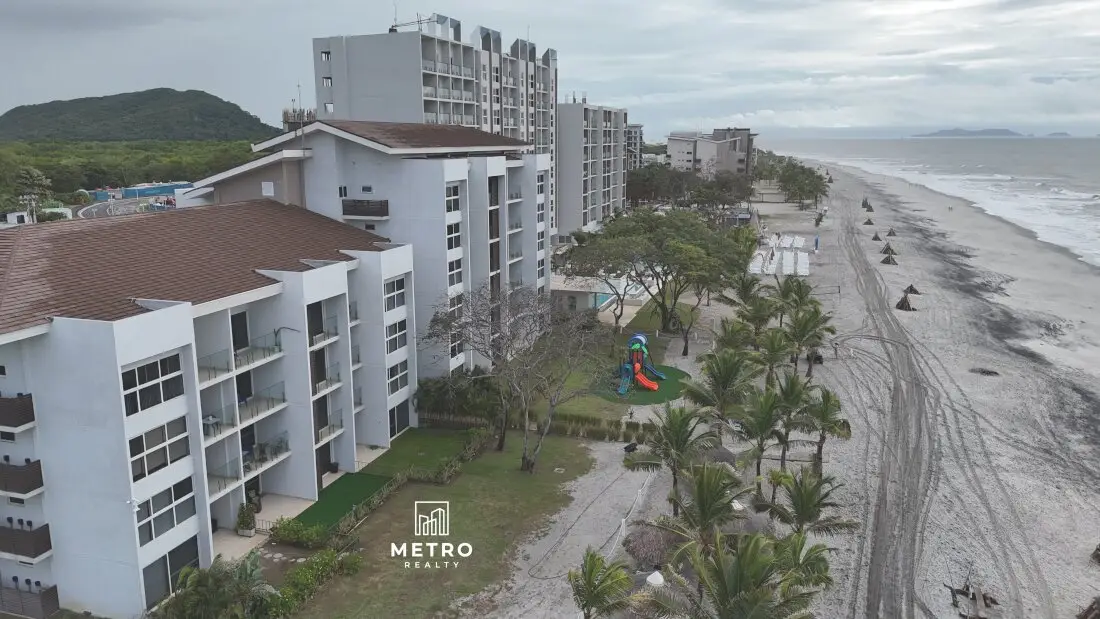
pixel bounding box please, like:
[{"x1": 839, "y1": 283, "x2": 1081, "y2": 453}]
[
  {"x1": 0, "y1": 581, "x2": 59, "y2": 619},
  {"x1": 234, "y1": 331, "x2": 281, "y2": 368},
  {"x1": 425, "y1": 113, "x2": 438, "y2": 124},
  {"x1": 243, "y1": 431, "x2": 290, "y2": 474},
  {"x1": 462, "y1": 67, "x2": 473, "y2": 77},
  {"x1": 437, "y1": 87, "x2": 450, "y2": 99},
  {"x1": 423, "y1": 86, "x2": 436, "y2": 97},
  {"x1": 440, "y1": 114, "x2": 452, "y2": 124},
  {"x1": 207, "y1": 459, "x2": 240, "y2": 494},
  {"x1": 342, "y1": 199, "x2": 390, "y2": 218},
  {"x1": 0, "y1": 524, "x2": 52, "y2": 560},
  {"x1": 463, "y1": 115, "x2": 476, "y2": 124},
  {"x1": 354, "y1": 389, "x2": 363, "y2": 409},
  {"x1": 351, "y1": 345, "x2": 361, "y2": 366},
  {"x1": 462, "y1": 92, "x2": 474, "y2": 102},
  {"x1": 238, "y1": 382, "x2": 286, "y2": 423},
  {"x1": 348, "y1": 301, "x2": 360, "y2": 323},
  {"x1": 0, "y1": 460, "x2": 43, "y2": 495},
  {"x1": 0, "y1": 394, "x2": 34, "y2": 429},
  {"x1": 316, "y1": 410, "x2": 344, "y2": 443},
  {"x1": 422, "y1": 59, "x2": 436, "y2": 71},
  {"x1": 310, "y1": 315, "x2": 338, "y2": 346},
  {"x1": 313, "y1": 363, "x2": 341, "y2": 395},
  {"x1": 201, "y1": 402, "x2": 236, "y2": 438},
  {"x1": 450, "y1": 65, "x2": 462, "y2": 76},
  {"x1": 508, "y1": 220, "x2": 523, "y2": 231},
  {"x1": 508, "y1": 251, "x2": 523, "y2": 260},
  {"x1": 197, "y1": 349, "x2": 232, "y2": 382}
]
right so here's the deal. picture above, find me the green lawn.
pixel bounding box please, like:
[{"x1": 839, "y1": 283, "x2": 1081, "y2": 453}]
[
  {"x1": 596, "y1": 364, "x2": 691, "y2": 405},
  {"x1": 625, "y1": 299, "x2": 701, "y2": 334},
  {"x1": 363, "y1": 428, "x2": 470, "y2": 477},
  {"x1": 294, "y1": 474, "x2": 392, "y2": 529},
  {"x1": 296, "y1": 434, "x2": 594, "y2": 619}
]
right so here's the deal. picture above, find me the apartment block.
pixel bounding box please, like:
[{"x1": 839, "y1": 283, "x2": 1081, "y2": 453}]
[
  {"x1": 312, "y1": 13, "x2": 559, "y2": 233},
  {"x1": 667, "y1": 127, "x2": 755, "y2": 177},
  {"x1": 555, "y1": 102, "x2": 627, "y2": 237},
  {"x1": 0, "y1": 202, "x2": 415, "y2": 617},
  {"x1": 625, "y1": 123, "x2": 644, "y2": 171},
  {"x1": 177, "y1": 120, "x2": 552, "y2": 377}
]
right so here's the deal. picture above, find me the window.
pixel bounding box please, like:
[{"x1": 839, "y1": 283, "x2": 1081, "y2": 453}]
[
  {"x1": 324, "y1": 102, "x2": 334, "y2": 114},
  {"x1": 537, "y1": 230, "x2": 545, "y2": 252},
  {"x1": 130, "y1": 417, "x2": 189, "y2": 482},
  {"x1": 446, "y1": 223, "x2": 462, "y2": 250},
  {"x1": 0, "y1": 431, "x2": 13, "y2": 443},
  {"x1": 8, "y1": 497, "x2": 24, "y2": 506},
  {"x1": 537, "y1": 285, "x2": 545, "y2": 295},
  {"x1": 384, "y1": 277, "x2": 406, "y2": 311},
  {"x1": 322, "y1": 77, "x2": 332, "y2": 88},
  {"x1": 0, "y1": 365, "x2": 5, "y2": 375},
  {"x1": 385, "y1": 320, "x2": 408, "y2": 354},
  {"x1": 446, "y1": 184, "x2": 460, "y2": 213},
  {"x1": 321, "y1": 51, "x2": 331, "y2": 61},
  {"x1": 261, "y1": 181, "x2": 275, "y2": 197},
  {"x1": 449, "y1": 294, "x2": 464, "y2": 358},
  {"x1": 361, "y1": 185, "x2": 373, "y2": 194},
  {"x1": 136, "y1": 476, "x2": 196, "y2": 547},
  {"x1": 121, "y1": 354, "x2": 184, "y2": 417},
  {"x1": 493, "y1": 94, "x2": 501, "y2": 104},
  {"x1": 389, "y1": 400, "x2": 410, "y2": 437},
  {"x1": 448, "y1": 259, "x2": 463, "y2": 287},
  {"x1": 338, "y1": 186, "x2": 348, "y2": 198},
  {"x1": 387, "y1": 360, "x2": 409, "y2": 395},
  {"x1": 538, "y1": 258, "x2": 545, "y2": 279},
  {"x1": 537, "y1": 173, "x2": 545, "y2": 195},
  {"x1": 143, "y1": 536, "x2": 199, "y2": 610}
]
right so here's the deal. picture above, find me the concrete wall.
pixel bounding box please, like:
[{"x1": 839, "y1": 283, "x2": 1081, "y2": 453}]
[
  {"x1": 554, "y1": 104, "x2": 585, "y2": 235},
  {"x1": 314, "y1": 33, "x2": 424, "y2": 122},
  {"x1": 210, "y1": 160, "x2": 305, "y2": 207}
]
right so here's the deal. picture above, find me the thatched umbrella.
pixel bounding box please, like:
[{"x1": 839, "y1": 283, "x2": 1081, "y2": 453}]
[
  {"x1": 865, "y1": 205, "x2": 874, "y2": 212},
  {"x1": 904, "y1": 284, "x2": 921, "y2": 295},
  {"x1": 863, "y1": 218, "x2": 874, "y2": 225},
  {"x1": 881, "y1": 243, "x2": 897, "y2": 255},
  {"x1": 623, "y1": 521, "x2": 678, "y2": 569},
  {"x1": 895, "y1": 293, "x2": 915, "y2": 311},
  {"x1": 881, "y1": 255, "x2": 898, "y2": 265},
  {"x1": 886, "y1": 228, "x2": 897, "y2": 237},
  {"x1": 871, "y1": 232, "x2": 882, "y2": 241}
]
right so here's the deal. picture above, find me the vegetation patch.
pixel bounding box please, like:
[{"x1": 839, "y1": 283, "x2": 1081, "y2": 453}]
[
  {"x1": 593, "y1": 364, "x2": 691, "y2": 405},
  {"x1": 624, "y1": 299, "x2": 701, "y2": 334},
  {"x1": 363, "y1": 428, "x2": 471, "y2": 478},
  {"x1": 294, "y1": 474, "x2": 393, "y2": 529}
]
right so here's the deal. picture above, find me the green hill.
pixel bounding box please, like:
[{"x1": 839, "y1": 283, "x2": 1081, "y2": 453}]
[{"x1": 0, "y1": 89, "x2": 282, "y2": 142}]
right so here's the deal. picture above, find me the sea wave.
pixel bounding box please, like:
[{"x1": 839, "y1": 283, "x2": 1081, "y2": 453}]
[{"x1": 792, "y1": 153, "x2": 1100, "y2": 267}]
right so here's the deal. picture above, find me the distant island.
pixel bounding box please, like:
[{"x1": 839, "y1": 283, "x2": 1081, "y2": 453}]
[
  {"x1": 1047, "y1": 132, "x2": 1072, "y2": 137},
  {"x1": 913, "y1": 128, "x2": 1024, "y2": 138}
]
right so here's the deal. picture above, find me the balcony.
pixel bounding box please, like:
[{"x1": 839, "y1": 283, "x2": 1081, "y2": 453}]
[
  {"x1": 437, "y1": 87, "x2": 450, "y2": 99},
  {"x1": 0, "y1": 581, "x2": 59, "y2": 619},
  {"x1": 309, "y1": 315, "x2": 338, "y2": 347},
  {"x1": 425, "y1": 113, "x2": 438, "y2": 124},
  {"x1": 243, "y1": 431, "x2": 290, "y2": 476},
  {"x1": 508, "y1": 250, "x2": 523, "y2": 263},
  {"x1": 315, "y1": 410, "x2": 344, "y2": 444},
  {"x1": 422, "y1": 59, "x2": 436, "y2": 71},
  {"x1": 463, "y1": 115, "x2": 476, "y2": 125},
  {"x1": 0, "y1": 459, "x2": 43, "y2": 496},
  {"x1": 342, "y1": 199, "x2": 390, "y2": 218},
  {"x1": 463, "y1": 92, "x2": 475, "y2": 102},
  {"x1": 207, "y1": 459, "x2": 240, "y2": 495},
  {"x1": 238, "y1": 382, "x2": 286, "y2": 424},
  {"x1": 351, "y1": 345, "x2": 362, "y2": 367},
  {"x1": 233, "y1": 331, "x2": 282, "y2": 369},
  {"x1": 508, "y1": 220, "x2": 523, "y2": 233},
  {"x1": 348, "y1": 301, "x2": 360, "y2": 324},
  {"x1": 440, "y1": 114, "x2": 452, "y2": 124},
  {"x1": 313, "y1": 363, "x2": 341, "y2": 395},
  {"x1": 0, "y1": 394, "x2": 34, "y2": 432},
  {"x1": 449, "y1": 64, "x2": 463, "y2": 76},
  {"x1": 508, "y1": 192, "x2": 523, "y2": 202},
  {"x1": 353, "y1": 389, "x2": 364, "y2": 411},
  {"x1": 201, "y1": 402, "x2": 236, "y2": 441},
  {"x1": 462, "y1": 67, "x2": 474, "y2": 78},
  {"x1": 423, "y1": 86, "x2": 436, "y2": 97},
  {"x1": 0, "y1": 524, "x2": 52, "y2": 561},
  {"x1": 197, "y1": 349, "x2": 233, "y2": 384}
]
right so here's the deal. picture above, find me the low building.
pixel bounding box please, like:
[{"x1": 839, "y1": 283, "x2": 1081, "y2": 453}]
[
  {"x1": 667, "y1": 127, "x2": 755, "y2": 177},
  {"x1": 625, "y1": 123, "x2": 644, "y2": 170},
  {"x1": 0, "y1": 201, "x2": 415, "y2": 616},
  {"x1": 176, "y1": 119, "x2": 551, "y2": 377},
  {"x1": 555, "y1": 101, "x2": 627, "y2": 237}
]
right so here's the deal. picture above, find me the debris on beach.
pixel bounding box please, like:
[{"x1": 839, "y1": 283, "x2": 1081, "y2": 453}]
[
  {"x1": 904, "y1": 284, "x2": 921, "y2": 295},
  {"x1": 881, "y1": 243, "x2": 897, "y2": 255},
  {"x1": 872, "y1": 232, "x2": 882, "y2": 241},
  {"x1": 895, "y1": 293, "x2": 915, "y2": 311},
  {"x1": 881, "y1": 255, "x2": 898, "y2": 265},
  {"x1": 969, "y1": 367, "x2": 1000, "y2": 376},
  {"x1": 887, "y1": 228, "x2": 897, "y2": 237},
  {"x1": 864, "y1": 218, "x2": 874, "y2": 225},
  {"x1": 945, "y1": 575, "x2": 1004, "y2": 619}
]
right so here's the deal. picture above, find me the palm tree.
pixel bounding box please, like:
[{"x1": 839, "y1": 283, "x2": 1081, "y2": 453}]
[
  {"x1": 774, "y1": 532, "x2": 833, "y2": 596},
  {"x1": 624, "y1": 404, "x2": 720, "y2": 516},
  {"x1": 738, "y1": 296, "x2": 777, "y2": 349},
  {"x1": 636, "y1": 533, "x2": 817, "y2": 619},
  {"x1": 662, "y1": 462, "x2": 754, "y2": 560},
  {"x1": 683, "y1": 348, "x2": 763, "y2": 441},
  {"x1": 774, "y1": 372, "x2": 815, "y2": 474},
  {"x1": 154, "y1": 551, "x2": 278, "y2": 619},
  {"x1": 753, "y1": 329, "x2": 794, "y2": 390},
  {"x1": 773, "y1": 277, "x2": 819, "y2": 326},
  {"x1": 785, "y1": 306, "x2": 836, "y2": 378},
  {"x1": 721, "y1": 272, "x2": 769, "y2": 309},
  {"x1": 731, "y1": 389, "x2": 784, "y2": 496},
  {"x1": 569, "y1": 548, "x2": 636, "y2": 619},
  {"x1": 806, "y1": 388, "x2": 850, "y2": 475},
  {"x1": 715, "y1": 317, "x2": 755, "y2": 351},
  {"x1": 766, "y1": 472, "x2": 859, "y2": 536}
]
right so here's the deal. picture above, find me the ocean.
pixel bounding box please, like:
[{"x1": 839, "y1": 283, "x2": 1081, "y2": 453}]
[{"x1": 764, "y1": 138, "x2": 1100, "y2": 266}]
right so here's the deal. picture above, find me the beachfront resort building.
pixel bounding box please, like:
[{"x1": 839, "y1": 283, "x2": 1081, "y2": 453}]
[
  {"x1": 176, "y1": 120, "x2": 552, "y2": 376},
  {"x1": 554, "y1": 100, "x2": 628, "y2": 238},
  {"x1": 0, "y1": 202, "x2": 415, "y2": 617},
  {"x1": 625, "y1": 123, "x2": 644, "y2": 171},
  {"x1": 311, "y1": 13, "x2": 559, "y2": 233},
  {"x1": 667, "y1": 127, "x2": 756, "y2": 177}
]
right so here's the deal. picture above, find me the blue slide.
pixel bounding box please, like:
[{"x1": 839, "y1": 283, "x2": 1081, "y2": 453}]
[
  {"x1": 643, "y1": 363, "x2": 666, "y2": 381},
  {"x1": 616, "y1": 363, "x2": 634, "y2": 395}
]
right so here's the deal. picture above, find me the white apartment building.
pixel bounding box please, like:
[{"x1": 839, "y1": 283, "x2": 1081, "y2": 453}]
[
  {"x1": 0, "y1": 202, "x2": 415, "y2": 617},
  {"x1": 555, "y1": 102, "x2": 627, "y2": 237},
  {"x1": 176, "y1": 120, "x2": 552, "y2": 376},
  {"x1": 625, "y1": 123, "x2": 644, "y2": 171},
  {"x1": 312, "y1": 13, "x2": 559, "y2": 233},
  {"x1": 667, "y1": 127, "x2": 755, "y2": 177}
]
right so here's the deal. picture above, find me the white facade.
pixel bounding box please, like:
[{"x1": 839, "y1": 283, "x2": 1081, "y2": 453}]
[
  {"x1": 178, "y1": 122, "x2": 552, "y2": 379},
  {"x1": 667, "y1": 128, "x2": 754, "y2": 177},
  {"x1": 0, "y1": 243, "x2": 415, "y2": 617},
  {"x1": 625, "y1": 123, "x2": 644, "y2": 171},
  {"x1": 312, "y1": 13, "x2": 559, "y2": 234},
  {"x1": 554, "y1": 102, "x2": 627, "y2": 237}
]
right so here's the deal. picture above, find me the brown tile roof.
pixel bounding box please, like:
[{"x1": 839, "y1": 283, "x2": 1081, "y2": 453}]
[
  {"x1": 0, "y1": 200, "x2": 388, "y2": 335},
  {"x1": 319, "y1": 120, "x2": 530, "y2": 150}
]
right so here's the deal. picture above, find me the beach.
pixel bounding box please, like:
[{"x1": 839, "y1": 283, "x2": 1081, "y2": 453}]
[{"x1": 777, "y1": 164, "x2": 1100, "y2": 618}]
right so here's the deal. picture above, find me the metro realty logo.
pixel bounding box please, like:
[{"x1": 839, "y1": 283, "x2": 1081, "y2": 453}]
[{"x1": 390, "y1": 501, "x2": 472, "y2": 569}]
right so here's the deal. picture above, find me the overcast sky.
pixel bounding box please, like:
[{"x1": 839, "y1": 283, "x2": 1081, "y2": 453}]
[{"x1": 2, "y1": 0, "x2": 1100, "y2": 137}]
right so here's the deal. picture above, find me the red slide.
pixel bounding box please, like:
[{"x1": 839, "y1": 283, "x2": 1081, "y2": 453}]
[{"x1": 633, "y1": 363, "x2": 659, "y2": 391}]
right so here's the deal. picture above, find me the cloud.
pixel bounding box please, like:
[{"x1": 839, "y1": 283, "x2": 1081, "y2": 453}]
[{"x1": 0, "y1": 0, "x2": 1098, "y2": 135}]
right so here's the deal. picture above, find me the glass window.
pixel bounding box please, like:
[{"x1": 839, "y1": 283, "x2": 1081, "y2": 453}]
[
  {"x1": 121, "y1": 352, "x2": 185, "y2": 416},
  {"x1": 387, "y1": 361, "x2": 409, "y2": 395},
  {"x1": 136, "y1": 475, "x2": 196, "y2": 547},
  {"x1": 448, "y1": 259, "x2": 463, "y2": 287},
  {"x1": 386, "y1": 320, "x2": 408, "y2": 354},
  {"x1": 446, "y1": 223, "x2": 461, "y2": 250},
  {"x1": 384, "y1": 277, "x2": 406, "y2": 311}
]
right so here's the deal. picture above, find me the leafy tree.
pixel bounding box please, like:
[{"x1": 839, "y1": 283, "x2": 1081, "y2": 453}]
[
  {"x1": 765, "y1": 472, "x2": 859, "y2": 536},
  {"x1": 623, "y1": 404, "x2": 719, "y2": 516},
  {"x1": 732, "y1": 389, "x2": 785, "y2": 496},
  {"x1": 14, "y1": 166, "x2": 52, "y2": 221},
  {"x1": 151, "y1": 551, "x2": 278, "y2": 619},
  {"x1": 806, "y1": 388, "x2": 850, "y2": 475},
  {"x1": 569, "y1": 548, "x2": 637, "y2": 619},
  {"x1": 785, "y1": 307, "x2": 836, "y2": 378},
  {"x1": 682, "y1": 348, "x2": 763, "y2": 441},
  {"x1": 414, "y1": 366, "x2": 509, "y2": 424},
  {"x1": 559, "y1": 234, "x2": 635, "y2": 326}
]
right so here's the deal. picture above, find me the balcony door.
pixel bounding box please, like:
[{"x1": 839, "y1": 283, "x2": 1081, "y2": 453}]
[{"x1": 231, "y1": 312, "x2": 249, "y2": 352}]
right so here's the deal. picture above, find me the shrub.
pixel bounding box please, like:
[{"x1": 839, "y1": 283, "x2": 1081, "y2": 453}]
[
  {"x1": 267, "y1": 549, "x2": 363, "y2": 617},
  {"x1": 587, "y1": 427, "x2": 608, "y2": 441},
  {"x1": 624, "y1": 420, "x2": 641, "y2": 433},
  {"x1": 606, "y1": 419, "x2": 623, "y2": 441},
  {"x1": 236, "y1": 503, "x2": 256, "y2": 531},
  {"x1": 270, "y1": 517, "x2": 328, "y2": 549}
]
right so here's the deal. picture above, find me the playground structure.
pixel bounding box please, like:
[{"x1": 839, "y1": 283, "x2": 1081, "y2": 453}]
[{"x1": 617, "y1": 334, "x2": 666, "y2": 395}]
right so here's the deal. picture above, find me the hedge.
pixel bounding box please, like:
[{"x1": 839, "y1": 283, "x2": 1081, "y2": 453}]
[{"x1": 266, "y1": 549, "x2": 362, "y2": 617}]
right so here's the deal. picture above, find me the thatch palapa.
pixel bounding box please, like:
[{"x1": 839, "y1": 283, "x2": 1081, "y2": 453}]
[
  {"x1": 871, "y1": 232, "x2": 882, "y2": 241},
  {"x1": 895, "y1": 293, "x2": 915, "y2": 311},
  {"x1": 863, "y1": 218, "x2": 874, "y2": 225},
  {"x1": 881, "y1": 243, "x2": 897, "y2": 255},
  {"x1": 904, "y1": 284, "x2": 921, "y2": 295},
  {"x1": 865, "y1": 205, "x2": 874, "y2": 212},
  {"x1": 886, "y1": 228, "x2": 897, "y2": 236},
  {"x1": 881, "y1": 255, "x2": 898, "y2": 265}
]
